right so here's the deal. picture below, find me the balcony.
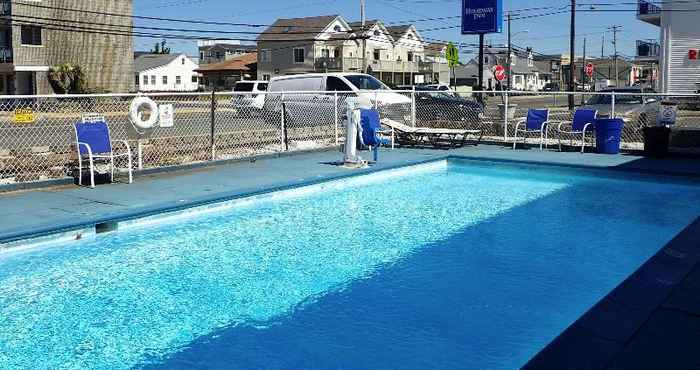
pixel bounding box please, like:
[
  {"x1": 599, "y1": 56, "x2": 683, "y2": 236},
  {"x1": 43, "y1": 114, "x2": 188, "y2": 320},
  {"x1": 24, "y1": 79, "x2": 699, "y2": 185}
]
[
  {"x1": 636, "y1": 40, "x2": 660, "y2": 59},
  {"x1": 637, "y1": 0, "x2": 661, "y2": 26},
  {"x1": 0, "y1": 47, "x2": 12, "y2": 63}
]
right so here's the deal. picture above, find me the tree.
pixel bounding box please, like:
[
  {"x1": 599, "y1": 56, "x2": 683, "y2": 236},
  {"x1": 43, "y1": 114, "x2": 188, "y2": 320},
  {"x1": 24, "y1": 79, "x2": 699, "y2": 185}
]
[
  {"x1": 150, "y1": 39, "x2": 171, "y2": 54},
  {"x1": 48, "y1": 63, "x2": 87, "y2": 94}
]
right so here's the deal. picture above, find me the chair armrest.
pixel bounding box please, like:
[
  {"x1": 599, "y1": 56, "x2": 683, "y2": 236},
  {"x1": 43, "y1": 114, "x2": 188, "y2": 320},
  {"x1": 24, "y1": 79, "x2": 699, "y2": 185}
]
[{"x1": 74, "y1": 141, "x2": 93, "y2": 157}]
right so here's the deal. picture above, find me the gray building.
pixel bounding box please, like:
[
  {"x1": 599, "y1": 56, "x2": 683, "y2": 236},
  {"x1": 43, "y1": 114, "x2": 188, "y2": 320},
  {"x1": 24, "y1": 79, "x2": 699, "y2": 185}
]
[
  {"x1": 0, "y1": 0, "x2": 134, "y2": 94},
  {"x1": 198, "y1": 43, "x2": 257, "y2": 66}
]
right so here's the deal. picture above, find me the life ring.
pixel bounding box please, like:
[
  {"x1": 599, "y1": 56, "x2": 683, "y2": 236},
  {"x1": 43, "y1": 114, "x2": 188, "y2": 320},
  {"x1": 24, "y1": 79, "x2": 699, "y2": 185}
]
[{"x1": 129, "y1": 97, "x2": 159, "y2": 131}]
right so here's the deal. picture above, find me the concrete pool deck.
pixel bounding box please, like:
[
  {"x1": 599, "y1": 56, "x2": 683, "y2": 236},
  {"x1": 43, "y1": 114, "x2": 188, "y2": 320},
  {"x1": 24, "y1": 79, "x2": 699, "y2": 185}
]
[{"x1": 1, "y1": 143, "x2": 699, "y2": 369}]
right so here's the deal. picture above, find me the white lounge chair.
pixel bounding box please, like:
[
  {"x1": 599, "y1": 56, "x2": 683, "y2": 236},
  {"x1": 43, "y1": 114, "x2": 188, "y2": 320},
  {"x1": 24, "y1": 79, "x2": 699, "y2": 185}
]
[{"x1": 381, "y1": 119, "x2": 483, "y2": 149}]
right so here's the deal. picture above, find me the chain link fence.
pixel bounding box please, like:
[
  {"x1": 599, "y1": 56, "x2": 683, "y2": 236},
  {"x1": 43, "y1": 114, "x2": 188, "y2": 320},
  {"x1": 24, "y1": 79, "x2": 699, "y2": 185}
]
[{"x1": 0, "y1": 90, "x2": 698, "y2": 185}]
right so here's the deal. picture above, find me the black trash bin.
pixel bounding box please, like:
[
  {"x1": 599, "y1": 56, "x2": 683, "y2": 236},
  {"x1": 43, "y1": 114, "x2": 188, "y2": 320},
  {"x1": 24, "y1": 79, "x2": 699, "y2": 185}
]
[{"x1": 643, "y1": 126, "x2": 671, "y2": 158}]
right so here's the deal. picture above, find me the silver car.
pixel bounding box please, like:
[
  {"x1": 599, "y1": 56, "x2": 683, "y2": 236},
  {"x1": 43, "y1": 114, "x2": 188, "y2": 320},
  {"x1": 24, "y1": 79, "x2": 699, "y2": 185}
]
[{"x1": 582, "y1": 87, "x2": 660, "y2": 126}]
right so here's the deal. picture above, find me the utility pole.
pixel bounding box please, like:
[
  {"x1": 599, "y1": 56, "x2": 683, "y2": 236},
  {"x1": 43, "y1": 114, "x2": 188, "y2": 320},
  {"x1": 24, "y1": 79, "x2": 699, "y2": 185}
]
[
  {"x1": 507, "y1": 12, "x2": 512, "y2": 90},
  {"x1": 601, "y1": 33, "x2": 605, "y2": 59},
  {"x1": 568, "y1": 0, "x2": 576, "y2": 110},
  {"x1": 478, "y1": 34, "x2": 485, "y2": 95},
  {"x1": 361, "y1": 0, "x2": 367, "y2": 74},
  {"x1": 609, "y1": 25, "x2": 620, "y2": 87},
  {"x1": 582, "y1": 37, "x2": 587, "y2": 104}
]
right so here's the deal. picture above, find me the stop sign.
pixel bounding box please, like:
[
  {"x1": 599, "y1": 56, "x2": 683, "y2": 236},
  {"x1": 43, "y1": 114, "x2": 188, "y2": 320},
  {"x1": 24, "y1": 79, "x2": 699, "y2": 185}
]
[
  {"x1": 494, "y1": 65, "x2": 506, "y2": 81},
  {"x1": 585, "y1": 63, "x2": 594, "y2": 77}
]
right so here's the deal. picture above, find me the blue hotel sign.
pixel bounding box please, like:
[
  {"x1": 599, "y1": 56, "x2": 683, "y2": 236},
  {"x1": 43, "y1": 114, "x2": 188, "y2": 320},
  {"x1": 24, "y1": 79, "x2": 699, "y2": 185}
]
[{"x1": 461, "y1": 0, "x2": 503, "y2": 34}]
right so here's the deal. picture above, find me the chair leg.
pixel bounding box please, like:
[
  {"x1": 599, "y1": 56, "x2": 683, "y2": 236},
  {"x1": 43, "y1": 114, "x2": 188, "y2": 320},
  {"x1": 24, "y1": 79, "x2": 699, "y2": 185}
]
[
  {"x1": 581, "y1": 132, "x2": 586, "y2": 153},
  {"x1": 539, "y1": 130, "x2": 543, "y2": 151},
  {"x1": 110, "y1": 154, "x2": 115, "y2": 183},
  {"x1": 512, "y1": 129, "x2": 518, "y2": 150},
  {"x1": 88, "y1": 155, "x2": 95, "y2": 188},
  {"x1": 558, "y1": 133, "x2": 563, "y2": 152},
  {"x1": 77, "y1": 154, "x2": 83, "y2": 186}
]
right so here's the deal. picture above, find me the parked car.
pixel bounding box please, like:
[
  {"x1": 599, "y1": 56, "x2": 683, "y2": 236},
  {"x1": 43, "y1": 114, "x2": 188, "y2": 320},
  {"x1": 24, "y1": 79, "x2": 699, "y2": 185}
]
[
  {"x1": 582, "y1": 87, "x2": 660, "y2": 125},
  {"x1": 263, "y1": 73, "x2": 412, "y2": 126},
  {"x1": 542, "y1": 82, "x2": 560, "y2": 92},
  {"x1": 413, "y1": 86, "x2": 484, "y2": 123},
  {"x1": 232, "y1": 81, "x2": 268, "y2": 113}
]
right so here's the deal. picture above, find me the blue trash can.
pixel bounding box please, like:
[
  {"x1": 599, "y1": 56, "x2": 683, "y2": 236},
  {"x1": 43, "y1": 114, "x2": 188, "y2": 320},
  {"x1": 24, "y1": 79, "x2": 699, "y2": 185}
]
[{"x1": 594, "y1": 118, "x2": 624, "y2": 154}]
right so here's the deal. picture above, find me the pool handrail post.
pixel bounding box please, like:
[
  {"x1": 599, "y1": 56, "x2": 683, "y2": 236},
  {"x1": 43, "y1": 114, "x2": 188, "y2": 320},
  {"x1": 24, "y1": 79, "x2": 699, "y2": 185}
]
[{"x1": 280, "y1": 93, "x2": 288, "y2": 151}]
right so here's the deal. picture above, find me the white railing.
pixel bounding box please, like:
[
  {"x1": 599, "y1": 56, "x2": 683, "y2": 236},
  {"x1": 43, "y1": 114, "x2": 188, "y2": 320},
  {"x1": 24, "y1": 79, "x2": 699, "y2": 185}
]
[{"x1": 0, "y1": 90, "x2": 698, "y2": 185}]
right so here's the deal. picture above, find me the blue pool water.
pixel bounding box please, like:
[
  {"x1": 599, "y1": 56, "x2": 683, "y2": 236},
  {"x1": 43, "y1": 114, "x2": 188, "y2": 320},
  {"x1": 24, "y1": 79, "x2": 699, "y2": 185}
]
[{"x1": 1, "y1": 160, "x2": 700, "y2": 370}]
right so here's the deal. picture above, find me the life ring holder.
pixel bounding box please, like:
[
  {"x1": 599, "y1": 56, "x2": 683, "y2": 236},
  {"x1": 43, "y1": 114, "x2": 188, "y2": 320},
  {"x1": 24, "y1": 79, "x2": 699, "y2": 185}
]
[{"x1": 129, "y1": 96, "x2": 159, "y2": 135}]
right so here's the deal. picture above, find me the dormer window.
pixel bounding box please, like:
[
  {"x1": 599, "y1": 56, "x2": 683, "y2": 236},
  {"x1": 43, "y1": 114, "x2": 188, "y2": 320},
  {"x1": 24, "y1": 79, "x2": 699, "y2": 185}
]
[
  {"x1": 333, "y1": 25, "x2": 342, "y2": 32},
  {"x1": 374, "y1": 30, "x2": 380, "y2": 36},
  {"x1": 407, "y1": 34, "x2": 414, "y2": 40}
]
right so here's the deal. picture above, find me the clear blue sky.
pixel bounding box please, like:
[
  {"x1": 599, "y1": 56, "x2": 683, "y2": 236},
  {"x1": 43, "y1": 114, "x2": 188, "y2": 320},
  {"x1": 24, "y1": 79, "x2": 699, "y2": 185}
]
[{"x1": 133, "y1": 0, "x2": 660, "y2": 61}]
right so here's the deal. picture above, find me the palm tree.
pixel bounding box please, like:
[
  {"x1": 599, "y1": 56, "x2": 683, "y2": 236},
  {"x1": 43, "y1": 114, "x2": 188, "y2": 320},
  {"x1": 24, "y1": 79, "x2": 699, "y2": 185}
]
[{"x1": 48, "y1": 63, "x2": 87, "y2": 94}]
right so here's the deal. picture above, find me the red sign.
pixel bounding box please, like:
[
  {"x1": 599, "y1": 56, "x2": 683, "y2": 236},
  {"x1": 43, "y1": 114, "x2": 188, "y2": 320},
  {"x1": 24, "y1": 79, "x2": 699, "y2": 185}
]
[
  {"x1": 689, "y1": 49, "x2": 699, "y2": 60},
  {"x1": 494, "y1": 65, "x2": 506, "y2": 81},
  {"x1": 585, "y1": 63, "x2": 594, "y2": 77}
]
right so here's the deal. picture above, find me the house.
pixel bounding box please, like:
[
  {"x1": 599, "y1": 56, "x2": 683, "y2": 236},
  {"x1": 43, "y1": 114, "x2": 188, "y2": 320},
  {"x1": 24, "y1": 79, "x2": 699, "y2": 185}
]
[
  {"x1": 196, "y1": 52, "x2": 257, "y2": 91},
  {"x1": 135, "y1": 53, "x2": 200, "y2": 92},
  {"x1": 637, "y1": 0, "x2": 700, "y2": 93},
  {"x1": 198, "y1": 41, "x2": 257, "y2": 66},
  {"x1": 0, "y1": 0, "x2": 134, "y2": 94},
  {"x1": 457, "y1": 47, "x2": 551, "y2": 91},
  {"x1": 256, "y1": 15, "x2": 448, "y2": 85}
]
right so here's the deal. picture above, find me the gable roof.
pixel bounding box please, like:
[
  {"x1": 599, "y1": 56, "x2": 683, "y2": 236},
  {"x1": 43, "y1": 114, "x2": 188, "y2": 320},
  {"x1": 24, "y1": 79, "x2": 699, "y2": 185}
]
[
  {"x1": 134, "y1": 54, "x2": 182, "y2": 73},
  {"x1": 195, "y1": 52, "x2": 258, "y2": 73},
  {"x1": 348, "y1": 20, "x2": 378, "y2": 30},
  {"x1": 257, "y1": 15, "x2": 342, "y2": 42},
  {"x1": 386, "y1": 25, "x2": 411, "y2": 38}
]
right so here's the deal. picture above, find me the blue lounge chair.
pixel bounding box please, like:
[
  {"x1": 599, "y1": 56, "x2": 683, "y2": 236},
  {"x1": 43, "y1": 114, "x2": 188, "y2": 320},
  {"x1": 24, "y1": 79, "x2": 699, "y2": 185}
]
[
  {"x1": 73, "y1": 114, "x2": 133, "y2": 188},
  {"x1": 512, "y1": 109, "x2": 551, "y2": 150},
  {"x1": 556, "y1": 109, "x2": 598, "y2": 153}
]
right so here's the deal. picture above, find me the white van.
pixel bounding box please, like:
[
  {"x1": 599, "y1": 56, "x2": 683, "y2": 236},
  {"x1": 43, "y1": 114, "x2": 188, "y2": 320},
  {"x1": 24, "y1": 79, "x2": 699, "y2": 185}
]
[
  {"x1": 232, "y1": 80, "x2": 268, "y2": 111},
  {"x1": 263, "y1": 73, "x2": 412, "y2": 125}
]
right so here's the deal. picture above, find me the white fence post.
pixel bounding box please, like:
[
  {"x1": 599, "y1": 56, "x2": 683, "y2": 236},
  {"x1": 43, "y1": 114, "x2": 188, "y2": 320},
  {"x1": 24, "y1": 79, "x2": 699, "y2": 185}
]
[
  {"x1": 137, "y1": 140, "x2": 144, "y2": 170},
  {"x1": 334, "y1": 91, "x2": 339, "y2": 145},
  {"x1": 280, "y1": 93, "x2": 286, "y2": 151},
  {"x1": 504, "y1": 90, "x2": 509, "y2": 142},
  {"x1": 611, "y1": 91, "x2": 616, "y2": 118},
  {"x1": 411, "y1": 86, "x2": 416, "y2": 127}
]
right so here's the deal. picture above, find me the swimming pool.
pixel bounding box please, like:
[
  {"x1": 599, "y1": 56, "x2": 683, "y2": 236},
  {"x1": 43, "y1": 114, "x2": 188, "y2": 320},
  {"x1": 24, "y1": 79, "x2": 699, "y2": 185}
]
[{"x1": 1, "y1": 159, "x2": 699, "y2": 370}]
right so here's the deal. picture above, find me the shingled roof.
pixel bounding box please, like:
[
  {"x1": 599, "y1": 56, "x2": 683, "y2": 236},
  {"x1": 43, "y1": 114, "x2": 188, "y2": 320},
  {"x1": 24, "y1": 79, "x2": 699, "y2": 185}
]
[
  {"x1": 257, "y1": 15, "x2": 341, "y2": 42},
  {"x1": 134, "y1": 54, "x2": 181, "y2": 73},
  {"x1": 195, "y1": 52, "x2": 258, "y2": 72}
]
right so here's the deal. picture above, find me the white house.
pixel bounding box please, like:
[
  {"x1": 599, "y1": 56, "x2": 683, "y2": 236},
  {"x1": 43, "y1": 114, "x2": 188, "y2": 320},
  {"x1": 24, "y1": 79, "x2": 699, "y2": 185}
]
[
  {"x1": 638, "y1": 0, "x2": 700, "y2": 93},
  {"x1": 135, "y1": 53, "x2": 200, "y2": 92}
]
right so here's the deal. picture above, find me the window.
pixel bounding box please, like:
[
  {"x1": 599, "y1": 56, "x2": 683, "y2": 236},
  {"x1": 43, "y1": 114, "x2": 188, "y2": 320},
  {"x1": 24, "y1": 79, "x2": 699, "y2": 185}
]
[
  {"x1": 261, "y1": 49, "x2": 271, "y2": 62},
  {"x1": 191, "y1": 75, "x2": 198, "y2": 83},
  {"x1": 262, "y1": 74, "x2": 271, "y2": 81},
  {"x1": 407, "y1": 52, "x2": 414, "y2": 62},
  {"x1": 333, "y1": 25, "x2": 342, "y2": 32},
  {"x1": 199, "y1": 52, "x2": 204, "y2": 60},
  {"x1": 345, "y1": 75, "x2": 388, "y2": 90},
  {"x1": 142, "y1": 75, "x2": 148, "y2": 85},
  {"x1": 150, "y1": 75, "x2": 156, "y2": 85},
  {"x1": 373, "y1": 49, "x2": 380, "y2": 61},
  {"x1": 234, "y1": 82, "x2": 254, "y2": 92},
  {"x1": 325, "y1": 76, "x2": 353, "y2": 91},
  {"x1": 182, "y1": 58, "x2": 185, "y2": 65},
  {"x1": 257, "y1": 83, "x2": 268, "y2": 91},
  {"x1": 321, "y1": 48, "x2": 330, "y2": 58},
  {"x1": 162, "y1": 76, "x2": 168, "y2": 84},
  {"x1": 334, "y1": 48, "x2": 340, "y2": 58},
  {"x1": 135, "y1": 75, "x2": 139, "y2": 86},
  {"x1": 20, "y1": 25, "x2": 42, "y2": 46},
  {"x1": 293, "y1": 48, "x2": 305, "y2": 64},
  {"x1": 176, "y1": 76, "x2": 182, "y2": 85}
]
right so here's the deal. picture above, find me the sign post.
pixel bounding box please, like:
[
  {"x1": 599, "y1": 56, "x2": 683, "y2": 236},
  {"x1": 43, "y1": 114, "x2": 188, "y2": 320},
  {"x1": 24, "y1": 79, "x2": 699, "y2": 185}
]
[
  {"x1": 462, "y1": 0, "x2": 503, "y2": 97},
  {"x1": 585, "y1": 63, "x2": 594, "y2": 78},
  {"x1": 494, "y1": 65, "x2": 506, "y2": 82}
]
